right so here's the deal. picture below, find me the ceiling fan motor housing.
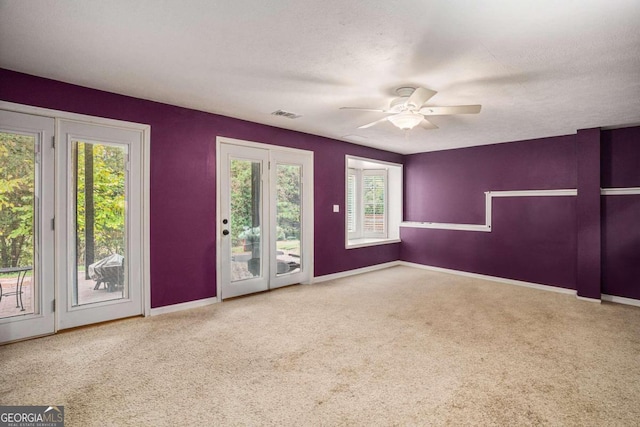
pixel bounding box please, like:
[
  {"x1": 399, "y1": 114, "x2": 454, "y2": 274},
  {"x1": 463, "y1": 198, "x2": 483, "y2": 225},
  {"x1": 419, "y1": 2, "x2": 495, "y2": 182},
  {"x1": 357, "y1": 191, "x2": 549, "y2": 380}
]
[
  {"x1": 390, "y1": 97, "x2": 411, "y2": 112},
  {"x1": 395, "y1": 87, "x2": 416, "y2": 97},
  {"x1": 391, "y1": 87, "x2": 420, "y2": 112}
]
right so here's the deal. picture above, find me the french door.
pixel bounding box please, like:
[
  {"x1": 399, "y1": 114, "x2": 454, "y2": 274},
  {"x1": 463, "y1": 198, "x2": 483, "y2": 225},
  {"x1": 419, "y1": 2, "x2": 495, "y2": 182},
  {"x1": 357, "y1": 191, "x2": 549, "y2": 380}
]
[
  {"x1": 0, "y1": 108, "x2": 147, "y2": 343},
  {"x1": 0, "y1": 110, "x2": 55, "y2": 342},
  {"x1": 218, "y1": 139, "x2": 313, "y2": 300},
  {"x1": 56, "y1": 119, "x2": 144, "y2": 330}
]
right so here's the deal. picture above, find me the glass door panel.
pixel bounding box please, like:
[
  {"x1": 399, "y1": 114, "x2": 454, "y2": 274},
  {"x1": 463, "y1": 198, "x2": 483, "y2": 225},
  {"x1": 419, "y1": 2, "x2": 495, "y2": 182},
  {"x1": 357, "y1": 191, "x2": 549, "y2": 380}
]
[
  {"x1": 230, "y1": 159, "x2": 262, "y2": 282},
  {"x1": 268, "y1": 149, "x2": 313, "y2": 290},
  {"x1": 0, "y1": 110, "x2": 55, "y2": 343},
  {"x1": 72, "y1": 140, "x2": 128, "y2": 306},
  {"x1": 219, "y1": 144, "x2": 269, "y2": 299},
  {"x1": 275, "y1": 163, "x2": 301, "y2": 277},
  {"x1": 0, "y1": 131, "x2": 36, "y2": 318}
]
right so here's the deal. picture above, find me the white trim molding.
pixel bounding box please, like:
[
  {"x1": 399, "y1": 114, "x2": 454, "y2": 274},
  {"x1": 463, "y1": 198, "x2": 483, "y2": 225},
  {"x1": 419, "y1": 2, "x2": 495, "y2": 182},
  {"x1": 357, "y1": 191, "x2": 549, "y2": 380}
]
[
  {"x1": 313, "y1": 261, "x2": 401, "y2": 283},
  {"x1": 400, "y1": 221, "x2": 490, "y2": 232},
  {"x1": 401, "y1": 189, "x2": 577, "y2": 232},
  {"x1": 150, "y1": 297, "x2": 219, "y2": 316},
  {"x1": 601, "y1": 187, "x2": 640, "y2": 196},
  {"x1": 1, "y1": 101, "x2": 150, "y2": 131},
  {"x1": 216, "y1": 135, "x2": 314, "y2": 155},
  {"x1": 399, "y1": 261, "x2": 577, "y2": 295},
  {"x1": 602, "y1": 294, "x2": 640, "y2": 307},
  {"x1": 399, "y1": 262, "x2": 640, "y2": 308},
  {"x1": 346, "y1": 238, "x2": 401, "y2": 249},
  {"x1": 576, "y1": 295, "x2": 602, "y2": 304}
]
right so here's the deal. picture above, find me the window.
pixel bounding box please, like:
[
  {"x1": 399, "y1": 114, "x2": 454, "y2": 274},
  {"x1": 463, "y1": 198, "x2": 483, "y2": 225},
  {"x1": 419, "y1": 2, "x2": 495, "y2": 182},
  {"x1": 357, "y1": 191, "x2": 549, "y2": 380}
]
[
  {"x1": 348, "y1": 168, "x2": 387, "y2": 239},
  {"x1": 363, "y1": 170, "x2": 387, "y2": 237},
  {"x1": 346, "y1": 156, "x2": 402, "y2": 248}
]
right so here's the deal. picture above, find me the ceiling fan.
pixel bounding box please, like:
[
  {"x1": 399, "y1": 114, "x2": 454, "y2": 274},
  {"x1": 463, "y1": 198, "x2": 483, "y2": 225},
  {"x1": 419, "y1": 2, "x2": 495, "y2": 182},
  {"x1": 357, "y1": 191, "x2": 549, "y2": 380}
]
[{"x1": 340, "y1": 86, "x2": 481, "y2": 131}]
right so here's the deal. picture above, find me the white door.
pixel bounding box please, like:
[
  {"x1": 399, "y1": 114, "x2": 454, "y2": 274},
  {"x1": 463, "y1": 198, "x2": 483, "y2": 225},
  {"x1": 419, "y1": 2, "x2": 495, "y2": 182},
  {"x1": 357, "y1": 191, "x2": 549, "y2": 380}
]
[
  {"x1": 268, "y1": 150, "x2": 313, "y2": 289},
  {"x1": 56, "y1": 120, "x2": 144, "y2": 329},
  {"x1": 218, "y1": 140, "x2": 313, "y2": 300},
  {"x1": 0, "y1": 110, "x2": 55, "y2": 343},
  {"x1": 219, "y1": 144, "x2": 270, "y2": 298}
]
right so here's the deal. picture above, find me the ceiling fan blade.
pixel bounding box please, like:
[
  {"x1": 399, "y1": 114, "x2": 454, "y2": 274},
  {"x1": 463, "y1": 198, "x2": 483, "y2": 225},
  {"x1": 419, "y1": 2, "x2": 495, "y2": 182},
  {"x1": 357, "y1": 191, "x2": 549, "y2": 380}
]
[
  {"x1": 421, "y1": 118, "x2": 439, "y2": 130},
  {"x1": 358, "y1": 117, "x2": 390, "y2": 129},
  {"x1": 339, "y1": 107, "x2": 390, "y2": 113},
  {"x1": 406, "y1": 87, "x2": 437, "y2": 109},
  {"x1": 419, "y1": 105, "x2": 482, "y2": 115}
]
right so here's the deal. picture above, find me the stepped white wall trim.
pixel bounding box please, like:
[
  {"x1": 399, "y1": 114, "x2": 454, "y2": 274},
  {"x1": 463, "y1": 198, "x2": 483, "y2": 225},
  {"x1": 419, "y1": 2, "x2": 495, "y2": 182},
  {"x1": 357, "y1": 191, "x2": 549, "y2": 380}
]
[
  {"x1": 400, "y1": 221, "x2": 491, "y2": 232},
  {"x1": 601, "y1": 187, "x2": 640, "y2": 195},
  {"x1": 489, "y1": 189, "x2": 578, "y2": 197},
  {"x1": 401, "y1": 189, "x2": 577, "y2": 232},
  {"x1": 150, "y1": 297, "x2": 219, "y2": 316},
  {"x1": 313, "y1": 261, "x2": 401, "y2": 283}
]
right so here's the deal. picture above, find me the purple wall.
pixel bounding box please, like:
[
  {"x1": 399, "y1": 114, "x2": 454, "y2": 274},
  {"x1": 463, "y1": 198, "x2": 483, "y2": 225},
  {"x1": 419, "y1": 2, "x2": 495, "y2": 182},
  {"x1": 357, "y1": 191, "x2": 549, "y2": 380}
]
[
  {"x1": 2, "y1": 69, "x2": 638, "y2": 304},
  {"x1": 601, "y1": 127, "x2": 640, "y2": 300},
  {"x1": 0, "y1": 69, "x2": 401, "y2": 308},
  {"x1": 402, "y1": 136, "x2": 578, "y2": 288},
  {"x1": 402, "y1": 127, "x2": 640, "y2": 299}
]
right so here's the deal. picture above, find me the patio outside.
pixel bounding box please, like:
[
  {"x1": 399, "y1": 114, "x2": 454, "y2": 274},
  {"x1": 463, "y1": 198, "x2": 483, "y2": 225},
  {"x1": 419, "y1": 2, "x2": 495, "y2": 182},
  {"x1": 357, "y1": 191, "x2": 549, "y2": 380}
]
[
  {"x1": 0, "y1": 269, "x2": 124, "y2": 319},
  {"x1": 231, "y1": 239, "x2": 301, "y2": 281}
]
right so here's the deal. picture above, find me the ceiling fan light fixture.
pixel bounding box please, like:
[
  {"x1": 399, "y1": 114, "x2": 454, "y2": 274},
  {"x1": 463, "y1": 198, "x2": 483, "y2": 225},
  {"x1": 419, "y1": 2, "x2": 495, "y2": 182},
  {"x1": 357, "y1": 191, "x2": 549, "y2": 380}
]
[{"x1": 388, "y1": 111, "x2": 423, "y2": 130}]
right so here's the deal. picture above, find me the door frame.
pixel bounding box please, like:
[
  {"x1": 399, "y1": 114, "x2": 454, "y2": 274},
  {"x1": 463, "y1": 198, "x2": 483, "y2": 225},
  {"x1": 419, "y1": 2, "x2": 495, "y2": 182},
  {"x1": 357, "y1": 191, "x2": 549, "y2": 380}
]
[
  {"x1": 56, "y1": 119, "x2": 145, "y2": 329},
  {"x1": 216, "y1": 136, "x2": 314, "y2": 300},
  {"x1": 0, "y1": 101, "x2": 151, "y2": 335}
]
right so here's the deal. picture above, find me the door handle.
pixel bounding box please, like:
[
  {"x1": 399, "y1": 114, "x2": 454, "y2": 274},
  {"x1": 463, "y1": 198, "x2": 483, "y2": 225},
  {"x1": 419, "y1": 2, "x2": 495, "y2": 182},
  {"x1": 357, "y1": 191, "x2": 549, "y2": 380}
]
[{"x1": 222, "y1": 229, "x2": 230, "y2": 236}]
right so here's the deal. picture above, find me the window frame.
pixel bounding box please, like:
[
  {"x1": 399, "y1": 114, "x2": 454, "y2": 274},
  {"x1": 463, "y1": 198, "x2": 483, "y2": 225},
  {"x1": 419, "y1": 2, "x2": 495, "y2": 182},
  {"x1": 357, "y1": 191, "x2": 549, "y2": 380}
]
[
  {"x1": 345, "y1": 156, "x2": 402, "y2": 249},
  {"x1": 347, "y1": 167, "x2": 360, "y2": 239}
]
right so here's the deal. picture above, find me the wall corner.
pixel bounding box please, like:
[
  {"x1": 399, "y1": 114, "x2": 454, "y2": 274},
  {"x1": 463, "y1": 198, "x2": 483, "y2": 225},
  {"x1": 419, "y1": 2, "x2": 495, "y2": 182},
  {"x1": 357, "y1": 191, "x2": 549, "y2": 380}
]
[{"x1": 576, "y1": 127, "x2": 601, "y2": 299}]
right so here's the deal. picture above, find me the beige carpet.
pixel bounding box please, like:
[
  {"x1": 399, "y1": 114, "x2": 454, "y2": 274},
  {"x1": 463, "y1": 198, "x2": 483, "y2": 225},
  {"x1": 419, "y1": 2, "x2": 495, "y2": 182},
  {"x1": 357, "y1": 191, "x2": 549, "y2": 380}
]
[{"x1": 1, "y1": 266, "x2": 639, "y2": 426}]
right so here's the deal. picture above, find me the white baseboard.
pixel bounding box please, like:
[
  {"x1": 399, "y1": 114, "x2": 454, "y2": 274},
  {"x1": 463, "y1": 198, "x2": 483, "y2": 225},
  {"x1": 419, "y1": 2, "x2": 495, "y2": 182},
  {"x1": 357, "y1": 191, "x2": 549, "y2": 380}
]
[
  {"x1": 398, "y1": 261, "x2": 577, "y2": 295},
  {"x1": 313, "y1": 261, "x2": 401, "y2": 283},
  {"x1": 576, "y1": 295, "x2": 602, "y2": 304},
  {"x1": 150, "y1": 297, "x2": 219, "y2": 316},
  {"x1": 399, "y1": 262, "x2": 640, "y2": 308},
  {"x1": 147, "y1": 267, "x2": 640, "y2": 313},
  {"x1": 602, "y1": 294, "x2": 640, "y2": 307}
]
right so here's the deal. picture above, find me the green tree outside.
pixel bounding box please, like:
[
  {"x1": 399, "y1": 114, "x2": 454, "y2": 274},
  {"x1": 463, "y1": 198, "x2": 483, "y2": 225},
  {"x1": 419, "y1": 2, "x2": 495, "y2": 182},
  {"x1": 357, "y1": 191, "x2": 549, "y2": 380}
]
[
  {"x1": 75, "y1": 141, "x2": 126, "y2": 265},
  {"x1": 0, "y1": 132, "x2": 35, "y2": 268},
  {"x1": 0, "y1": 133, "x2": 127, "y2": 271},
  {"x1": 230, "y1": 160, "x2": 301, "y2": 252}
]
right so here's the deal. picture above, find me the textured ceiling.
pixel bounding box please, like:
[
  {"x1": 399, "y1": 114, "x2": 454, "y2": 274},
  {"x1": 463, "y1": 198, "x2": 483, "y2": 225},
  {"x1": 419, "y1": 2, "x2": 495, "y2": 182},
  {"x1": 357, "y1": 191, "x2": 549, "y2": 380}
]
[{"x1": 1, "y1": 0, "x2": 639, "y2": 154}]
